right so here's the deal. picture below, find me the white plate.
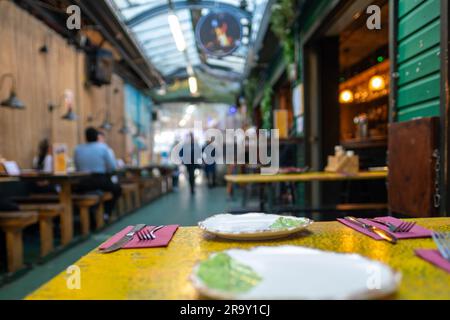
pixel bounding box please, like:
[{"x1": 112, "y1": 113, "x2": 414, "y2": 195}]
[
  {"x1": 191, "y1": 246, "x2": 401, "y2": 300},
  {"x1": 198, "y1": 213, "x2": 313, "y2": 240}
]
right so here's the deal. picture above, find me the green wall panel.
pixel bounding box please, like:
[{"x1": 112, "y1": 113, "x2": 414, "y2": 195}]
[
  {"x1": 398, "y1": 0, "x2": 427, "y2": 18},
  {"x1": 395, "y1": 0, "x2": 441, "y2": 122},
  {"x1": 398, "y1": 46, "x2": 440, "y2": 86},
  {"x1": 397, "y1": 100, "x2": 441, "y2": 121},
  {"x1": 397, "y1": 19, "x2": 440, "y2": 63},
  {"x1": 397, "y1": 73, "x2": 440, "y2": 108},
  {"x1": 398, "y1": 0, "x2": 440, "y2": 41}
]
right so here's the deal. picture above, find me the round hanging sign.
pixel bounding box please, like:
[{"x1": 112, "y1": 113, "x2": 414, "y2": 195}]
[{"x1": 195, "y1": 11, "x2": 242, "y2": 57}]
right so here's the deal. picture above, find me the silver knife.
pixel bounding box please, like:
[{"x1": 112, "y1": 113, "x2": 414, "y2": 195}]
[
  {"x1": 99, "y1": 224, "x2": 147, "y2": 253},
  {"x1": 344, "y1": 217, "x2": 398, "y2": 244}
]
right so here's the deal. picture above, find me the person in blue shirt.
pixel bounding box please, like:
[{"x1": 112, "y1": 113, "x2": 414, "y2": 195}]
[{"x1": 74, "y1": 127, "x2": 122, "y2": 217}]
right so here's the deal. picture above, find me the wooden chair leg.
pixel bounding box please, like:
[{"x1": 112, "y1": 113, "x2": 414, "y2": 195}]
[
  {"x1": 134, "y1": 189, "x2": 141, "y2": 209},
  {"x1": 79, "y1": 207, "x2": 90, "y2": 236},
  {"x1": 39, "y1": 217, "x2": 54, "y2": 257},
  {"x1": 118, "y1": 198, "x2": 126, "y2": 216},
  {"x1": 95, "y1": 204, "x2": 105, "y2": 230},
  {"x1": 125, "y1": 193, "x2": 133, "y2": 211},
  {"x1": 4, "y1": 228, "x2": 24, "y2": 273}
]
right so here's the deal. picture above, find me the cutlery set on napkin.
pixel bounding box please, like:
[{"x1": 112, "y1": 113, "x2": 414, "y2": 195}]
[
  {"x1": 338, "y1": 216, "x2": 450, "y2": 273},
  {"x1": 99, "y1": 224, "x2": 179, "y2": 253}
]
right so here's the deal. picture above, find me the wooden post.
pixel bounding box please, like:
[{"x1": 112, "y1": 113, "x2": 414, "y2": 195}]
[
  {"x1": 39, "y1": 216, "x2": 54, "y2": 257},
  {"x1": 5, "y1": 229, "x2": 24, "y2": 273},
  {"x1": 59, "y1": 181, "x2": 74, "y2": 245},
  {"x1": 79, "y1": 206, "x2": 90, "y2": 236}
]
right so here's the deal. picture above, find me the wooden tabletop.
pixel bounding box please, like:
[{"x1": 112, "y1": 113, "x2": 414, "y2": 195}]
[
  {"x1": 225, "y1": 171, "x2": 388, "y2": 184},
  {"x1": 27, "y1": 218, "x2": 450, "y2": 300},
  {"x1": 0, "y1": 176, "x2": 19, "y2": 183},
  {"x1": 17, "y1": 171, "x2": 90, "y2": 181}
]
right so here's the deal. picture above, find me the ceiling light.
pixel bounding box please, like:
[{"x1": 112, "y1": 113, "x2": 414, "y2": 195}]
[
  {"x1": 186, "y1": 65, "x2": 194, "y2": 77},
  {"x1": 179, "y1": 119, "x2": 187, "y2": 127},
  {"x1": 188, "y1": 76, "x2": 198, "y2": 95},
  {"x1": 339, "y1": 90, "x2": 354, "y2": 104},
  {"x1": 186, "y1": 104, "x2": 196, "y2": 114},
  {"x1": 168, "y1": 13, "x2": 186, "y2": 52},
  {"x1": 369, "y1": 75, "x2": 386, "y2": 91}
]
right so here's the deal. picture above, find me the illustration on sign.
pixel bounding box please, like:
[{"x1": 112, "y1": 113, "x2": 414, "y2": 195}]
[{"x1": 196, "y1": 11, "x2": 242, "y2": 57}]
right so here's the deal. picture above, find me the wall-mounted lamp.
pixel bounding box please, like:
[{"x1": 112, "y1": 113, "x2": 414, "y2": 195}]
[
  {"x1": 40, "y1": 33, "x2": 52, "y2": 54},
  {"x1": 0, "y1": 73, "x2": 26, "y2": 109},
  {"x1": 369, "y1": 75, "x2": 386, "y2": 91},
  {"x1": 100, "y1": 116, "x2": 113, "y2": 131},
  {"x1": 118, "y1": 118, "x2": 131, "y2": 135},
  {"x1": 339, "y1": 89, "x2": 354, "y2": 104},
  {"x1": 48, "y1": 91, "x2": 78, "y2": 121}
]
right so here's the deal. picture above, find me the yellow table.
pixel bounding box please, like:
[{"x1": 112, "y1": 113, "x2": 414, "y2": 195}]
[
  {"x1": 225, "y1": 171, "x2": 388, "y2": 184},
  {"x1": 27, "y1": 218, "x2": 450, "y2": 300}
]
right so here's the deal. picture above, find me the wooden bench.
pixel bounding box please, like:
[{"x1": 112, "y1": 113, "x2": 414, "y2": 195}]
[
  {"x1": 120, "y1": 182, "x2": 141, "y2": 214},
  {"x1": 18, "y1": 203, "x2": 64, "y2": 257},
  {"x1": 0, "y1": 211, "x2": 38, "y2": 273}
]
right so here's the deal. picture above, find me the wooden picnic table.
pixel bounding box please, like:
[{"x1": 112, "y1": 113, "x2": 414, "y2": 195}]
[
  {"x1": 18, "y1": 172, "x2": 90, "y2": 245},
  {"x1": 26, "y1": 218, "x2": 450, "y2": 300}
]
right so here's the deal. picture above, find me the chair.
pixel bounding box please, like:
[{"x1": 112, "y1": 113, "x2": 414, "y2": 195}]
[
  {"x1": 18, "y1": 203, "x2": 63, "y2": 257},
  {"x1": 0, "y1": 211, "x2": 38, "y2": 273}
]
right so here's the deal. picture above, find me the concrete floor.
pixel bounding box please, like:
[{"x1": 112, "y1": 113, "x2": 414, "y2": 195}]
[{"x1": 0, "y1": 178, "x2": 242, "y2": 300}]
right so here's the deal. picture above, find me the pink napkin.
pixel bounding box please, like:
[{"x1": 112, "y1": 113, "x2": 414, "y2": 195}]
[
  {"x1": 415, "y1": 249, "x2": 450, "y2": 273},
  {"x1": 337, "y1": 216, "x2": 432, "y2": 240},
  {"x1": 99, "y1": 225, "x2": 179, "y2": 250}
]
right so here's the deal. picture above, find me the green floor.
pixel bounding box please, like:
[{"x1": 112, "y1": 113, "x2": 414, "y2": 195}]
[{"x1": 0, "y1": 181, "x2": 242, "y2": 300}]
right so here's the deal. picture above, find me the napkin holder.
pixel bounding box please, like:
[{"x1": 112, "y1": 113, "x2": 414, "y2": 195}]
[{"x1": 325, "y1": 148, "x2": 359, "y2": 175}]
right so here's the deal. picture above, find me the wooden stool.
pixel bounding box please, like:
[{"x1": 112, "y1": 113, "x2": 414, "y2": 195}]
[
  {"x1": 120, "y1": 182, "x2": 141, "y2": 213},
  {"x1": 18, "y1": 204, "x2": 63, "y2": 257},
  {"x1": 73, "y1": 195, "x2": 100, "y2": 236},
  {"x1": 0, "y1": 211, "x2": 38, "y2": 273}
]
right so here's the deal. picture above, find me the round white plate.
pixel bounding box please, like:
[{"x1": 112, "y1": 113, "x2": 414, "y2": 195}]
[
  {"x1": 191, "y1": 246, "x2": 401, "y2": 300},
  {"x1": 198, "y1": 213, "x2": 313, "y2": 240}
]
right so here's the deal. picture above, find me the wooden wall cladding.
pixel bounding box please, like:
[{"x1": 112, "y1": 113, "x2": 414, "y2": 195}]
[{"x1": 0, "y1": 1, "x2": 126, "y2": 167}]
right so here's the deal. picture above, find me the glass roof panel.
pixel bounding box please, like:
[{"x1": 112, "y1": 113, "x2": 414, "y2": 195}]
[{"x1": 109, "y1": 0, "x2": 270, "y2": 87}]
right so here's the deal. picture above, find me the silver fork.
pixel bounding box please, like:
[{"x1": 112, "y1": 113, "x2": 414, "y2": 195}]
[
  {"x1": 371, "y1": 219, "x2": 416, "y2": 233},
  {"x1": 432, "y1": 232, "x2": 450, "y2": 261},
  {"x1": 393, "y1": 221, "x2": 416, "y2": 233},
  {"x1": 137, "y1": 225, "x2": 165, "y2": 241}
]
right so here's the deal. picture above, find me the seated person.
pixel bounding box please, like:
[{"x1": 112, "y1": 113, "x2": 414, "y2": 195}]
[
  {"x1": 74, "y1": 127, "x2": 122, "y2": 218},
  {"x1": 33, "y1": 139, "x2": 53, "y2": 173},
  {"x1": 31, "y1": 139, "x2": 59, "y2": 194}
]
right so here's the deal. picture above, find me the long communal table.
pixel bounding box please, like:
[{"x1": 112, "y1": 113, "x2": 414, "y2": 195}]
[
  {"x1": 225, "y1": 171, "x2": 389, "y2": 212},
  {"x1": 26, "y1": 218, "x2": 450, "y2": 300},
  {"x1": 18, "y1": 172, "x2": 89, "y2": 245}
]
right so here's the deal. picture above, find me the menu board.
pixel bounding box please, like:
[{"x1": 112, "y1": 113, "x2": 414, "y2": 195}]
[{"x1": 53, "y1": 143, "x2": 68, "y2": 174}]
